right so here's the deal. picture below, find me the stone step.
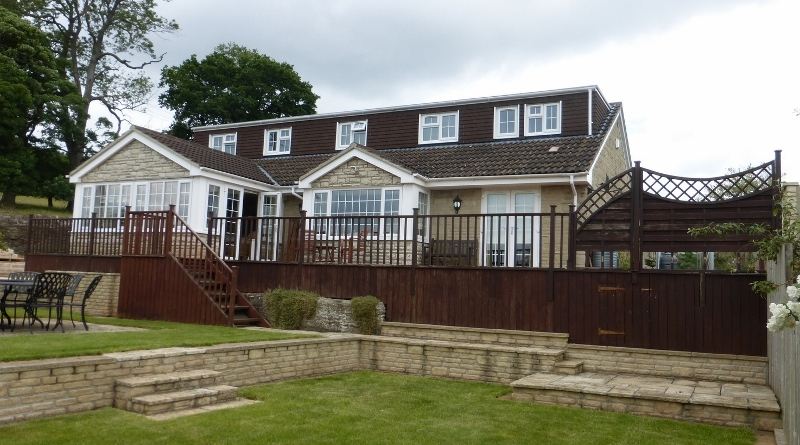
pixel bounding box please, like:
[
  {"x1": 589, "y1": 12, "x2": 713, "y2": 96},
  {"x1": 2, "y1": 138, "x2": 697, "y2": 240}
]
[
  {"x1": 147, "y1": 398, "x2": 259, "y2": 421},
  {"x1": 553, "y1": 360, "x2": 584, "y2": 375},
  {"x1": 115, "y1": 369, "x2": 221, "y2": 405},
  {"x1": 510, "y1": 372, "x2": 781, "y2": 431},
  {"x1": 381, "y1": 322, "x2": 569, "y2": 349},
  {"x1": 129, "y1": 385, "x2": 238, "y2": 416}
]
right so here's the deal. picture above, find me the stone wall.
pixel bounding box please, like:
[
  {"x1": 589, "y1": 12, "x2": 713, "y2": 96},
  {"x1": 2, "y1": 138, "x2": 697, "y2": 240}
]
[
  {"x1": 566, "y1": 344, "x2": 768, "y2": 384},
  {"x1": 47, "y1": 271, "x2": 120, "y2": 317},
  {"x1": 246, "y1": 295, "x2": 386, "y2": 333},
  {"x1": 312, "y1": 157, "x2": 400, "y2": 188},
  {"x1": 82, "y1": 140, "x2": 189, "y2": 183},
  {"x1": 0, "y1": 337, "x2": 361, "y2": 425},
  {"x1": 381, "y1": 322, "x2": 568, "y2": 349},
  {"x1": 767, "y1": 245, "x2": 798, "y2": 444},
  {"x1": 0, "y1": 214, "x2": 31, "y2": 255},
  {"x1": 590, "y1": 116, "x2": 630, "y2": 188}
]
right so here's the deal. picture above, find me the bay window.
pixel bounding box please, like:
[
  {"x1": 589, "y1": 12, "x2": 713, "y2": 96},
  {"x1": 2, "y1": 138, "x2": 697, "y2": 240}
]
[{"x1": 312, "y1": 188, "x2": 402, "y2": 236}]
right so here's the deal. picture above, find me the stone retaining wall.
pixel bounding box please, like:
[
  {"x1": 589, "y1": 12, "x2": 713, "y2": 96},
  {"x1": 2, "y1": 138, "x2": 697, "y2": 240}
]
[
  {"x1": 47, "y1": 271, "x2": 120, "y2": 317},
  {"x1": 566, "y1": 344, "x2": 768, "y2": 384},
  {"x1": 381, "y1": 322, "x2": 569, "y2": 349}
]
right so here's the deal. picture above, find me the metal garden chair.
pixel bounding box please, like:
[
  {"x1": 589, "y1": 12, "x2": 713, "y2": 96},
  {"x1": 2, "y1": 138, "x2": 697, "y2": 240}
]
[
  {"x1": 62, "y1": 274, "x2": 84, "y2": 325},
  {"x1": 2, "y1": 271, "x2": 40, "y2": 330},
  {"x1": 62, "y1": 275, "x2": 102, "y2": 330},
  {"x1": 24, "y1": 272, "x2": 73, "y2": 333}
]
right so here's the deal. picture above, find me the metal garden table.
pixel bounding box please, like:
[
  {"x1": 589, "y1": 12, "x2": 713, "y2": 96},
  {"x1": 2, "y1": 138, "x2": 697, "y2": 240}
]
[{"x1": 0, "y1": 279, "x2": 35, "y2": 331}]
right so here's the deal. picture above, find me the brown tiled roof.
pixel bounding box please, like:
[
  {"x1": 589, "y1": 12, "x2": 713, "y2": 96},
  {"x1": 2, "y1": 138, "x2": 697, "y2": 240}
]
[
  {"x1": 259, "y1": 103, "x2": 622, "y2": 184},
  {"x1": 135, "y1": 126, "x2": 270, "y2": 183},
  {"x1": 133, "y1": 103, "x2": 621, "y2": 186}
]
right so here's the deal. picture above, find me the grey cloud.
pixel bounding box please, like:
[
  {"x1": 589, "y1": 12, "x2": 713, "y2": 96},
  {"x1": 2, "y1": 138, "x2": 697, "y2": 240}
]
[{"x1": 142, "y1": 0, "x2": 755, "y2": 111}]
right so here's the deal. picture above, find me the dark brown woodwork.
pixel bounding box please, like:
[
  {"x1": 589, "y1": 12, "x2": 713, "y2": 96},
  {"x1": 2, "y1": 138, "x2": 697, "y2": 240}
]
[{"x1": 193, "y1": 92, "x2": 593, "y2": 159}]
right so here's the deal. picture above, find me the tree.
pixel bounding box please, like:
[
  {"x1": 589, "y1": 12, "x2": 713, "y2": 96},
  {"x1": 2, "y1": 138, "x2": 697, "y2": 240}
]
[
  {"x1": 0, "y1": 6, "x2": 73, "y2": 207},
  {"x1": 159, "y1": 43, "x2": 318, "y2": 139},
  {"x1": 20, "y1": 0, "x2": 178, "y2": 169}
]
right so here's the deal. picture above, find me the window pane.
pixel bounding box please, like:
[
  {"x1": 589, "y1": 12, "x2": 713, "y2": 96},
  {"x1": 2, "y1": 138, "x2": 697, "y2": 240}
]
[
  {"x1": 93, "y1": 185, "x2": 107, "y2": 217},
  {"x1": 530, "y1": 116, "x2": 542, "y2": 133},
  {"x1": 441, "y1": 114, "x2": 456, "y2": 139},
  {"x1": 423, "y1": 116, "x2": 437, "y2": 125},
  {"x1": 313, "y1": 192, "x2": 328, "y2": 216},
  {"x1": 224, "y1": 134, "x2": 235, "y2": 142},
  {"x1": 280, "y1": 129, "x2": 290, "y2": 137},
  {"x1": 267, "y1": 131, "x2": 277, "y2": 151},
  {"x1": 164, "y1": 181, "x2": 178, "y2": 208},
  {"x1": 423, "y1": 126, "x2": 439, "y2": 142},
  {"x1": 212, "y1": 136, "x2": 222, "y2": 149},
  {"x1": 178, "y1": 182, "x2": 190, "y2": 218},
  {"x1": 207, "y1": 185, "x2": 220, "y2": 217},
  {"x1": 226, "y1": 189, "x2": 240, "y2": 218},
  {"x1": 148, "y1": 182, "x2": 163, "y2": 210},
  {"x1": 339, "y1": 124, "x2": 351, "y2": 146},
  {"x1": 81, "y1": 186, "x2": 92, "y2": 218},
  {"x1": 136, "y1": 185, "x2": 147, "y2": 211},
  {"x1": 545, "y1": 104, "x2": 559, "y2": 130},
  {"x1": 262, "y1": 195, "x2": 277, "y2": 217},
  {"x1": 353, "y1": 130, "x2": 366, "y2": 145},
  {"x1": 499, "y1": 108, "x2": 516, "y2": 134}
]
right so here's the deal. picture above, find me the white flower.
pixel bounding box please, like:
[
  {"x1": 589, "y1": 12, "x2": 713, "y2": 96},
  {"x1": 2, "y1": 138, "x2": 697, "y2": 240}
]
[
  {"x1": 770, "y1": 303, "x2": 791, "y2": 318},
  {"x1": 796, "y1": 274, "x2": 800, "y2": 285},
  {"x1": 787, "y1": 300, "x2": 800, "y2": 314},
  {"x1": 788, "y1": 285, "x2": 800, "y2": 300},
  {"x1": 767, "y1": 317, "x2": 781, "y2": 332}
]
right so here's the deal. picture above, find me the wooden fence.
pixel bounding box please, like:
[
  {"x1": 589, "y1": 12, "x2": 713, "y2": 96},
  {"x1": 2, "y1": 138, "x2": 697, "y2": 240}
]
[{"x1": 229, "y1": 261, "x2": 767, "y2": 356}]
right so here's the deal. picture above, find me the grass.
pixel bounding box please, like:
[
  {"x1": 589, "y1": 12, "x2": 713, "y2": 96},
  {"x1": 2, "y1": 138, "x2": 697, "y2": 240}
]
[
  {"x1": 0, "y1": 372, "x2": 755, "y2": 445},
  {"x1": 0, "y1": 195, "x2": 71, "y2": 217},
  {"x1": 0, "y1": 315, "x2": 312, "y2": 362}
]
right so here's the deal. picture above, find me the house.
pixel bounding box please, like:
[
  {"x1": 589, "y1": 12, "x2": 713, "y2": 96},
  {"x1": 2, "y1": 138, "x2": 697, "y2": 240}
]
[{"x1": 68, "y1": 85, "x2": 631, "y2": 267}]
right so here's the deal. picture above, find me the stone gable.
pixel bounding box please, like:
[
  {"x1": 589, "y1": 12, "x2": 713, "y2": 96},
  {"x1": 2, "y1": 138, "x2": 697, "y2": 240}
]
[
  {"x1": 82, "y1": 140, "x2": 189, "y2": 183},
  {"x1": 312, "y1": 157, "x2": 401, "y2": 188}
]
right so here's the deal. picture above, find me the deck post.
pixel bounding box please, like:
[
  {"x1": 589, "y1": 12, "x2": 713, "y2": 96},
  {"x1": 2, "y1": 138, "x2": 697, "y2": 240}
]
[
  {"x1": 411, "y1": 208, "x2": 419, "y2": 268},
  {"x1": 206, "y1": 211, "x2": 214, "y2": 248},
  {"x1": 164, "y1": 205, "x2": 175, "y2": 256},
  {"x1": 298, "y1": 210, "x2": 307, "y2": 265},
  {"x1": 773, "y1": 150, "x2": 782, "y2": 230},
  {"x1": 567, "y1": 204, "x2": 577, "y2": 270},
  {"x1": 122, "y1": 206, "x2": 131, "y2": 255},
  {"x1": 88, "y1": 212, "x2": 97, "y2": 257},
  {"x1": 548, "y1": 205, "x2": 557, "y2": 301},
  {"x1": 630, "y1": 161, "x2": 643, "y2": 273}
]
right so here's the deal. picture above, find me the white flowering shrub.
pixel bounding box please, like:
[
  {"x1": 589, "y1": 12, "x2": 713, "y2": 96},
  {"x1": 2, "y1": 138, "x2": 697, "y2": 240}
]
[{"x1": 767, "y1": 274, "x2": 800, "y2": 332}]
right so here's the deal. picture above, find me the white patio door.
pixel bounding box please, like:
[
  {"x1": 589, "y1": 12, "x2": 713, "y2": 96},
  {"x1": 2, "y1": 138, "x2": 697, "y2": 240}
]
[{"x1": 484, "y1": 192, "x2": 540, "y2": 267}]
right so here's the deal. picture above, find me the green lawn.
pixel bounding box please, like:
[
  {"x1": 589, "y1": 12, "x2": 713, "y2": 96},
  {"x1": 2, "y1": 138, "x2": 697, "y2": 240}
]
[
  {"x1": 0, "y1": 316, "x2": 311, "y2": 362},
  {"x1": 0, "y1": 372, "x2": 754, "y2": 445},
  {"x1": 0, "y1": 195, "x2": 71, "y2": 217}
]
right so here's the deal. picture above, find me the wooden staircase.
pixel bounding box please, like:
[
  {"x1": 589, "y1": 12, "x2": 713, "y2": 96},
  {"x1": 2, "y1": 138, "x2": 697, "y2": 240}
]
[{"x1": 123, "y1": 206, "x2": 268, "y2": 328}]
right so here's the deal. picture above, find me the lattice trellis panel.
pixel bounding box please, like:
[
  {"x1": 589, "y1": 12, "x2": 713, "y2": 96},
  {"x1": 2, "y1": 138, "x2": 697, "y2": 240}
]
[
  {"x1": 576, "y1": 170, "x2": 633, "y2": 226},
  {"x1": 642, "y1": 162, "x2": 774, "y2": 203}
]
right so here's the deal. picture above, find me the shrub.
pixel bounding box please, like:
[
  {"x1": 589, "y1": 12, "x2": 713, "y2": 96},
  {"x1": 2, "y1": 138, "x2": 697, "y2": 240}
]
[
  {"x1": 350, "y1": 296, "x2": 381, "y2": 335},
  {"x1": 263, "y1": 288, "x2": 318, "y2": 330}
]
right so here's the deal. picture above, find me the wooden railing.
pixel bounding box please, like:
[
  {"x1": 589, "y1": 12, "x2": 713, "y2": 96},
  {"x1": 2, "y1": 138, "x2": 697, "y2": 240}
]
[
  {"x1": 208, "y1": 206, "x2": 576, "y2": 269},
  {"x1": 121, "y1": 206, "x2": 263, "y2": 326},
  {"x1": 28, "y1": 214, "x2": 125, "y2": 256}
]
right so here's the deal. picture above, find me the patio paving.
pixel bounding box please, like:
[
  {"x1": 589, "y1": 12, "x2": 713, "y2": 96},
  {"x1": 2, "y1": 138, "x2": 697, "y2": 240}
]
[
  {"x1": 511, "y1": 371, "x2": 781, "y2": 430},
  {"x1": 0, "y1": 322, "x2": 145, "y2": 336}
]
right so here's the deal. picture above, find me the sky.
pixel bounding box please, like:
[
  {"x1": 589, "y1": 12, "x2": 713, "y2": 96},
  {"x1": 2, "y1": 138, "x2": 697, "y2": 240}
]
[{"x1": 117, "y1": 0, "x2": 799, "y2": 182}]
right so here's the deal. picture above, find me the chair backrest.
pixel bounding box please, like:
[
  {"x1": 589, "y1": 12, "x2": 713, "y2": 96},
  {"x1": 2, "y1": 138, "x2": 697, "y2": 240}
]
[
  {"x1": 82, "y1": 275, "x2": 103, "y2": 302},
  {"x1": 29, "y1": 272, "x2": 73, "y2": 303},
  {"x1": 8, "y1": 271, "x2": 40, "y2": 281},
  {"x1": 64, "y1": 274, "x2": 85, "y2": 297}
]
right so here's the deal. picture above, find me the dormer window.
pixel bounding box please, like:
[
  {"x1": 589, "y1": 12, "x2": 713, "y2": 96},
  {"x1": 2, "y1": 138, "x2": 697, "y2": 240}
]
[
  {"x1": 336, "y1": 120, "x2": 367, "y2": 150},
  {"x1": 494, "y1": 106, "x2": 519, "y2": 139},
  {"x1": 419, "y1": 111, "x2": 458, "y2": 144},
  {"x1": 210, "y1": 133, "x2": 237, "y2": 154},
  {"x1": 524, "y1": 103, "x2": 561, "y2": 136},
  {"x1": 264, "y1": 128, "x2": 291, "y2": 155}
]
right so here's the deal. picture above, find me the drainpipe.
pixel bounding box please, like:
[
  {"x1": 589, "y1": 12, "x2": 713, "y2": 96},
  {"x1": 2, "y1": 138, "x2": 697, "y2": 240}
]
[
  {"x1": 290, "y1": 184, "x2": 302, "y2": 200},
  {"x1": 569, "y1": 174, "x2": 578, "y2": 207}
]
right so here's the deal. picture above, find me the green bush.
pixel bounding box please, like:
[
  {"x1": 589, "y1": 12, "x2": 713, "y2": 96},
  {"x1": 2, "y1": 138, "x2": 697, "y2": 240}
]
[
  {"x1": 351, "y1": 296, "x2": 381, "y2": 335},
  {"x1": 263, "y1": 288, "x2": 319, "y2": 330}
]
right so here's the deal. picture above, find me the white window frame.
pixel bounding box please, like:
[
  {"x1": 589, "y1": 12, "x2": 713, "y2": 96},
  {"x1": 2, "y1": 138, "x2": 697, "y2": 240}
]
[
  {"x1": 310, "y1": 187, "x2": 402, "y2": 239},
  {"x1": 209, "y1": 133, "x2": 237, "y2": 154},
  {"x1": 494, "y1": 105, "x2": 519, "y2": 139},
  {"x1": 335, "y1": 120, "x2": 368, "y2": 150},
  {"x1": 418, "y1": 111, "x2": 459, "y2": 144},
  {"x1": 79, "y1": 180, "x2": 191, "y2": 222},
  {"x1": 524, "y1": 102, "x2": 561, "y2": 136},
  {"x1": 263, "y1": 128, "x2": 292, "y2": 156}
]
